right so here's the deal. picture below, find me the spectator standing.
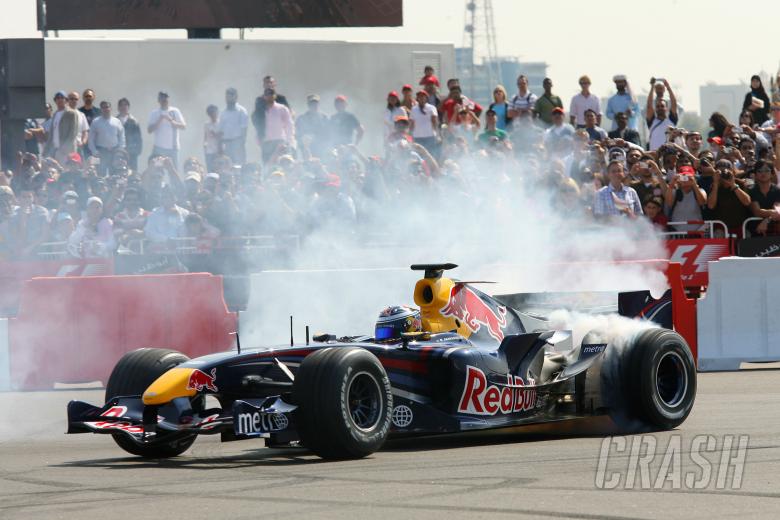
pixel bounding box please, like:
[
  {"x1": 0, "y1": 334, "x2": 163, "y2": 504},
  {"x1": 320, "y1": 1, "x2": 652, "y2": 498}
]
[
  {"x1": 113, "y1": 187, "x2": 148, "y2": 249},
  {"x1": 478, "y1": 109, "x2": 508, "y2": 146},
  {"x1": 488, "y1": 85, "x2": 511, "y2": 131},
  {"x1": 67, "y1": 196, "x2": 114, "y2": 257},
  {"x1": 148, "y1": 91, "x2": 186, "y2": 165},
  {"x1": 544, "y1": 107, "x2": 575, "y2": 148},
  {"x1": 400, "y1": 85, "x2": 416, "y2": 112},
  {"x1": 251, "y1": 75, "x2": 290, "y2": 141},
  {"x1": 67, "y1": 91, "x2": 90, "y2": 156},
  {"x1": 533, "y1": 78, "x2": 563, "y2": 126},
  {"x1": 606, "y1": 75, "x2": 640, "y2": 130},
  {"x1": 707, "y1": 159, "x2": 752, "y2": 236},
  {"x1": 422, "y1": 78, "x2": 441, "y2": 113},
  {"x1": 665, "y1": 165, "x2": 707, "y2": 232},
  {"x1": 296, "y1": 94, "x2": 330, "y2": 159},
  {"x1": 749, "y1": 160, "x2": 780, "y2": 235},
  {"x1": 583, "y1": 109, "x2": 608, "y2": 143},
  {"x1": 593, "y1": 160, "x2": 642, "y2": 218},
  {"x1": 418, "y1": 65, "x2": 440, "y2": 88},
  {"x1": 642, "y1": 195, "x2": 668, "y2": 228},
  {"x1": 8, "y1": 188, "x2": 49, "y2": 258},
  {"x1": 410, "y1": 90, "x2": 439, "y2": 155},
  {"x1": 330, "y1": 95, "x2": 364, "y2": 147},
  {"x1": 46, "y1": 91, "x2": 68, "y2": 159},
  {"x1": 117, "y1": 98, "x2": 142, "y2": 172},
  {"x1": 218, "y1": 87, "x2": 249, "y2": 166},
  {"x1": 742, "y1": 75, "x2": 771, "y2": 126},
  {"x1": 645, "y1": 78, "x2": 678, "y2": 151},
  {"x1": 144, "y1": 187, "x2": 189, "y2": 244},
  {"x1": 384, "y1": 91, "x2": 406, "y2": 138},
  {"x1": 203, "y1": 104, "x2": 220, "y2": 172},
  {"x1": 569, "y1": 75, "x2": 601, "y2": 128},
  {"x1": 78, "y1": 89, "x2": 100, "y2": 126},
  {"x1": 608, "y1": 112, "x2": 641, "y2": 145},
  {"x1": 88, "y1": 101, "x2": 126, "y2": 177},
  {"x1": 508, "y1": 75, "x2": 537, "y2": 121},
  {"x1": 261, "y1": 88, "x2": 295, "y2": 163}
]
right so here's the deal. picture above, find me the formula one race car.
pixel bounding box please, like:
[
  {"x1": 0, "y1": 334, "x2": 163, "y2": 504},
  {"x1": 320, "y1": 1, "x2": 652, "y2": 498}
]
[{"x1": 67, "y1": 263, "x2": 696, "y2": 459}]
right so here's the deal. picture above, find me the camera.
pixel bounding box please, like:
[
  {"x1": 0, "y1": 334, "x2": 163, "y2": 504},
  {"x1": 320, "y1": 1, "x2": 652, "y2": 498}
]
[{"x1": 721, "y1": 171, "x2": 733, "y2": 181}]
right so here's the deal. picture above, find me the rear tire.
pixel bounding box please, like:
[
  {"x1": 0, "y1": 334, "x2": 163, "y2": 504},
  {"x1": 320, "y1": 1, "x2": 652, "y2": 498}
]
[
  {"x1": 604, "y1": 329, "x2": 696, "y2": 430},
  {"x1": 294, "y1": 347, "x2": 393, "y2": 459},
  {"x1": 105, "y1": 348, "x2": 197, "y2": 458}
]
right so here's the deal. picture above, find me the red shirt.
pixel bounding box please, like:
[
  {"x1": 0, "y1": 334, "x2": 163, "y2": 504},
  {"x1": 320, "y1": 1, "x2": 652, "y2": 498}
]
[{"x1": 419, "y1": 74, "x2": 440, "y2": 87}]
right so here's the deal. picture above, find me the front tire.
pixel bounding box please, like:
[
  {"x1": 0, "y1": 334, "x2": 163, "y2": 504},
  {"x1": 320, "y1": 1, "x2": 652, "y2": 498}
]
[
  {"x1": 294, "y1": 347, "x2": 393, "y2": 459},
  {"x1": 105, "y1": 348, "x2": 197, "y2": 458}
]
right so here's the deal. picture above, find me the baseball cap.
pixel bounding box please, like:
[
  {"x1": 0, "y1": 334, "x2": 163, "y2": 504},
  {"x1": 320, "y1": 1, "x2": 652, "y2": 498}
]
[
  {"x1": 551, "y1": 107, "x2": 565, "y2": 115},
  {"x1": 323, "y1": 173, "x2": 341, "y2": 188},
  {"x1": 307, "y1": 94, "x2": 320, "y2": 103},
  {"x1": 612, "y1": 74, "x2": 627, "y2": 82},
  {"x1": 402, "y1": 84, "x2": 413, "y2": 91},
  {"x1": 707, "y1": 136, "x2": 724, "y2": 146},
  {"x1": 335, "y1": 95, "x2": 347, "y2": 102},
  {"x1": 54, "y1": 90, "x2": 67, "y2": 99},
  {"x1": 67, "y1": 152, "x2": 82, "y2": 164},
  {"x1": 388, "y1": 90, "x2": 399, "y2": 99},
  {"x1": 158, "y1": 91, "x2": 169, "y2": 98},
  {"x1": 394, "y1": 115, "x2": 409, "y2": 123},
  {"x1": 63, "y1": 190, "x2": 79, "y2": 200},
  {"x1": 677, "y1": 165, "x2": 696, "y2": 176}
]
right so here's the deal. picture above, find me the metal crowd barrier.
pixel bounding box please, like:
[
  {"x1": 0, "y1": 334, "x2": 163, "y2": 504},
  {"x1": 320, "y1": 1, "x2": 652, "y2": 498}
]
[{"x1": 661, "y1": 220, "x2": 730, "y2": 239}]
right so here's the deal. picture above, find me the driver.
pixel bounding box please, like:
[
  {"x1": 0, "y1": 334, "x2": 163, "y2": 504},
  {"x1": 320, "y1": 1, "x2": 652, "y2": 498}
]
[{"x1": 374, "y1": 305, "x2": 422, "y2": 342}]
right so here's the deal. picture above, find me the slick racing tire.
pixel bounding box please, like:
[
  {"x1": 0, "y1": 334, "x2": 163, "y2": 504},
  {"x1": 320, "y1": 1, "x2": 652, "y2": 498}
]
[
  {"x1": 294, "y1": 347, "x2": 393, "y2": 459},
  {"x1": 604, "y1": 328, "x2": 696, "y2": 431},
  {"x1": 105, "y1": 348, "x2": 197, "y2": 458}
]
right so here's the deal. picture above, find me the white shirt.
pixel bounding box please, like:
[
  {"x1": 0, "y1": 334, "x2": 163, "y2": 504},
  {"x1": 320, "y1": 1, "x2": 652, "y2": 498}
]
[
  {"x1": 569, "y1": 92, "x2": 601, "y2": 126},
  {"x1": 410, "y1": 104, "x2": 438, "y2": 138},
  {"x1": 264, "y1": 102, "x2": 294, "y2": 142},
  {"x1": 76, "y1": 111, "x2": 89, "y2": 146},
  {"x1": 51, "y1": 109, "x2": 65, "y2": 149},
  {"x1": 204, "y1": 121, "x2": 220, "y2": 155},
  {"x1": 218, "y1": 103, "x2": 249, "y2": 141},
  {"x1": 149, "y1": 106, "x2": 186, "y2": 150},
  {"x1": 510, "y1": 91, "x2": 538, "y2": 113},
  {"x1": 647, "y1": 117, "x2": 675, "y2": 151}
]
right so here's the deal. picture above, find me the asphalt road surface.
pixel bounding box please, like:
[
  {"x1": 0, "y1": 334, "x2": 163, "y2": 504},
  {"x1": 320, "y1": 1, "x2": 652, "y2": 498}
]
[{"x1": 1, "y1": 368, "x2": 779, "y2": 519}]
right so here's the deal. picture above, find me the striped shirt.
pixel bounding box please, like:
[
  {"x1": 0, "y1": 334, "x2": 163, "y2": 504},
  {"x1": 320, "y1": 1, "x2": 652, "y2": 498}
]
[{"x1": 593, "y1": 184, "x2": 643, "y2": 217}]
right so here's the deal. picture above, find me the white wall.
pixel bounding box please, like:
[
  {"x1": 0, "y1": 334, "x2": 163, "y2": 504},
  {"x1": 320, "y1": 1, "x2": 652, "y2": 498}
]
[{"x1": 44, "y1": 39, "x2": 454, "y2": 165}]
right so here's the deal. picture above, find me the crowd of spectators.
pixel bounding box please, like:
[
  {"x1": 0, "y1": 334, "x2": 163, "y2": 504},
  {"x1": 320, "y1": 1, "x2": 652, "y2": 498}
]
[{"x1": 2, "y1": 68, "x2": 780, "y2": 261}]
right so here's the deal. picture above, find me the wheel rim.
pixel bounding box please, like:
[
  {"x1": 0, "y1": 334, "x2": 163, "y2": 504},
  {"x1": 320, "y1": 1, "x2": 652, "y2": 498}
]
[
  {"x1": 347, "y1": 371, "x2": 383, "y2": 431},
  {"x1": 656, "y1": 351, "x2": 688, "y2": 408}
]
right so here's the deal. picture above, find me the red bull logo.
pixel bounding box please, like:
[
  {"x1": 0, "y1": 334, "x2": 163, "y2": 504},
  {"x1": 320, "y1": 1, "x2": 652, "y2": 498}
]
[
  {"x1": 186, "y1": 368, "x2": 218, "y2": 392},
  {"x1": 440, "y1": 284, "x2": 507, "y2": 341},
  {"x1": 458, "y1": 366, "x2": 536, "y2": 415}
]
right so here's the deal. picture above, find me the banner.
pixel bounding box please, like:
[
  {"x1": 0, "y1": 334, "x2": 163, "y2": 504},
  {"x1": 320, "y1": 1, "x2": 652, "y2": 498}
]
[
  {"x1": 737, "y1": 235, "x2": 780, "y2": 258},
  {"x1": 666, "y1": 239, "x2": 732, "y2": 287}
]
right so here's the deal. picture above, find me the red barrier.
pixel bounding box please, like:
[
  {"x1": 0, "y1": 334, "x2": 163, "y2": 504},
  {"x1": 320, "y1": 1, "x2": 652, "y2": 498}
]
[
  {"x1": 666, "y1": 238, "x2": 732, "y2": 287},
  {"x1": 8, "y1": 273, "x2": 236, "y2": 390},
  {"x1": 664, "y1": 262, "x2": 698, "y2": 365},
  {"x1": 0, "y1": 258, "x2": 114, "y2": 317}
]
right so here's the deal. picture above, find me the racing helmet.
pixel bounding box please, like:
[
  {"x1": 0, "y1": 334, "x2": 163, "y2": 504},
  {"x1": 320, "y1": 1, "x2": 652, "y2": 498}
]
[{"x1": 375, "y1": 305, "x2": 422, "y2": 341}]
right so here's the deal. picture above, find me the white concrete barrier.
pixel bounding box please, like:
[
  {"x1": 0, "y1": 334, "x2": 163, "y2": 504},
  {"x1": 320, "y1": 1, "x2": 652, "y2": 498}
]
[
  {"x1": 0, "y1": 318, "x2": 9, "y2": 391},
  {"x1": 697, "y1": 256, "x2": 780, "y2": 371},
  {"x1": 240, "y1": 268, "x2": 417, "y2": 347}
]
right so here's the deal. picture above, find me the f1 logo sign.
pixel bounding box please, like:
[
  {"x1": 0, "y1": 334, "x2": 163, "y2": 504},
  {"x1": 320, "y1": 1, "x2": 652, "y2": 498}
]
[{"x1": 669, "y1": 243, "x2": 729, "y2": 274}]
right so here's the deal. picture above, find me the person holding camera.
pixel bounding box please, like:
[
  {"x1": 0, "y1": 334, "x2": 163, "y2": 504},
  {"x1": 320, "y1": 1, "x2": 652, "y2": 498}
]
[
  {"x1": 747, "y1": 160, "x2": 780, "y2": 236},
  {"x1": 706, "y1": 159, "x2": 751, "y2": 237},
  {"x1": 665, "y1": 165, "x2": 707, "y2": 232},
  {"x1": 645, "y1": 78, "x2": 678, "y2": 151}
]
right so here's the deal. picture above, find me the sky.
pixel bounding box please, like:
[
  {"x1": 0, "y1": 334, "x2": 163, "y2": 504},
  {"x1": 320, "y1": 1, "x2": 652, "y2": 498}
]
[{"x1": 4, "y1": 0, "x2": 779, "y2": 112}]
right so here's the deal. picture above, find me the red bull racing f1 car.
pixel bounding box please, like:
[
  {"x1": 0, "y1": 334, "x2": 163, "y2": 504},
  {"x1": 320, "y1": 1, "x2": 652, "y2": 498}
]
[{"x1": 67, "y1": 263, "x2": 697, "y2": 459}]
